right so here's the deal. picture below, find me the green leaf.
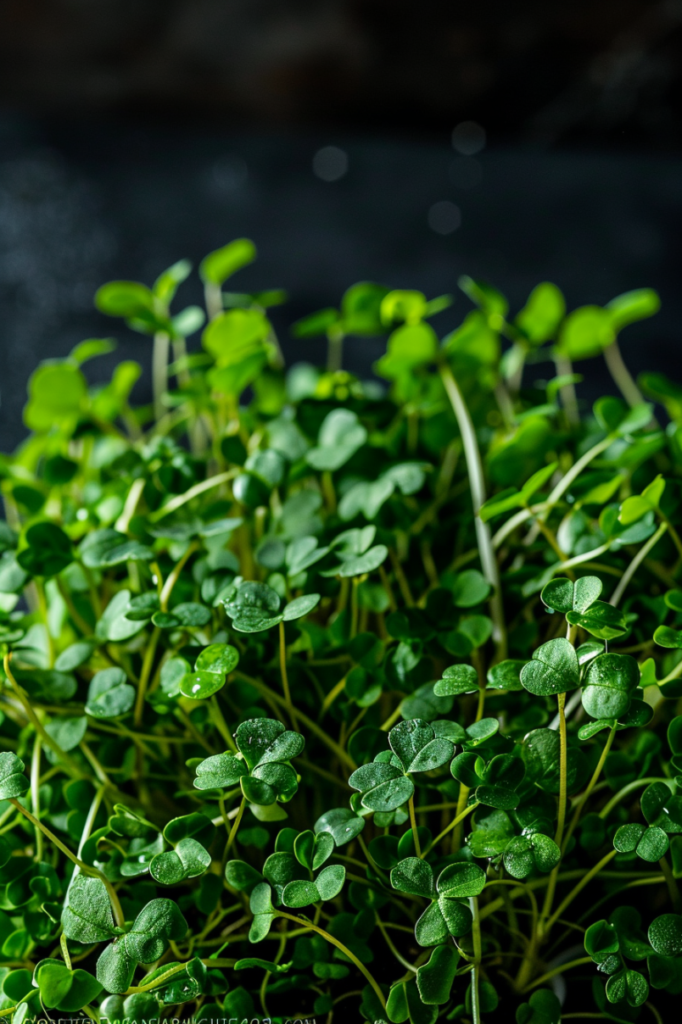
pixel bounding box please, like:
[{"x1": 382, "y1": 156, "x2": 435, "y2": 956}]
[
  {"x1": 85, "y1": 668, "x2": 136, "y2": 719},
  {"x1": 95, "y1": 281, "x2": 153, "y2": 318},
  {"x1": 648, "y1": 913, "x2": 682, "y2": 956},
  {"x1": 515, "y1": 282, "x2": 565, "y2": 345},
  {"x1": 503, "y1": 833, "x2": 561, "y2": 879},
  {"x1": 558, "y1": 305, "x2": 614, "y2": 359},
  {"x1": 36, "y1": 961, "x2": 103, "y2": 1012},
  {"x1": 17, "y1": 523, "x2": 73, "y2": 578},
  {"x1": 641, "y1": 782, "x2": 682, "y2": 833},
  {"x1": 293, "y1": 830, "x2": 334, "y2": 871},
  {"x1": 199, "y1": 239, "x2": 256, "y2": 286},
  {"x1": 654, "y1": 625, "x2": 682, "y2": 649},
  {"x1": 416, "y1": 945, "x2": 459, "y2": 1005},
  {"x1": 389, "y1": 719, "x2": 454, "y2": 773},
  {"x1": 0, "y1": 753, "x2": 28, "y2": 800},
  {"x1": 62, "y1": 875, "x2": 118, "y2": 945},
  {"x1": 434, "y1": 664, "x2": 479, "y2": 696},
  {"x1": 520, "y1": 638, "x2": 579, "y2": 696},
  {"x1": 391, "y1": 858, "x2": 436, "y2": 899},
  {"x1": 566, "y1": 601, "x2": 627, "y2": 641},
  {"x1": 306, "y1": 410, "x2": 367, "y2": 471},
  {"x1": 194, "y1": 753, "x2": 248, "y2": 791},
  {"x1": 282, "y1": 594, "x2": 320, "y2": 620},
  {"x1": 179, "y1": 671, "x2": 227, "y2": 700},
  {"x1": 541, "y1": 576, "x2": 602, "y2": 614},
  {"x1": 606, "y1": 288, "x2": 660, "y2": 332},
  {"x1": 515, "y1": 988, "x2": 561, "y2": 1024},
  {"x1": 349, "y1": 762, "x2": 414, "y2": 813},
  {"x1": 387, "y1": 976, "x2": 438, "y2": 1024},
  {"x1": 436, "y1": 862, "x2": 486, "y2": 898},
  {"x1": 582, "y1": 654, "x2": 639, "y2": 720},
  {"x1": 605, "y1": 968, "x2": 648, "y2": 1007},
  {"x1": 314, "y1": 808, "x2": 365, "y2": 846},
  {"x1": 150, "y1": 838, "x2": 211, "y2": 885},
  {"x1": 487, "y1": 659, "x2": 526, "y2": 692}
]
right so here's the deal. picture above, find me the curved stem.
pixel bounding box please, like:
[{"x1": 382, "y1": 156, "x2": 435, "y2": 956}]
[
  {"x1": 277, "y1": 911, "x2": 386, "y2": 1010},
  {"x1": 441, "y1": 364, "x2": 506, "y2": 658},
  {"x1": 563, "y1": 725, "x2": 617, "y2": 854},
  {"x1": 524, "y1": 956, "x2": 593, "y2": 992},
  {"x1": 545, "y1": 849, "x2": 617, "y2": 935},
  {"x1": 602, "y1": 340, "x2": 645, "y2": 408},
  {"x1": 10, "y1": 798, "x2": 125, "y2": 928},
  {"x1": 423, "y1": 801, "x2": 479, "y2": 857},
  {"x1": 609, "y1": 522, "x2": 667, "y2": 608}
]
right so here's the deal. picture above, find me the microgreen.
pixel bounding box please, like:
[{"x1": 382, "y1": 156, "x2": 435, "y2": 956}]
[{"x1": 0, "y1": 247, "x2": 680, "y2": 1021}]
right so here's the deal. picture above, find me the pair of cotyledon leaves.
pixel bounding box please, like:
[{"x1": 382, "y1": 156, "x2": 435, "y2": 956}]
[
  {"x1": 390, "y1": 857, "x2": 485, "y2": 946},
  {"x1": 61, "y1": 875, "x2": 187, "y2": 994},
  {"x1": 521, "y1": 638, "x2": 639, "y2": 721},
  {"x1": 451, "y1": 750, "x2": 526, "y2": 811},
  {"x1": 33, "y1": 960, "x2": 103, "y2": 1013},
  {"x1": 348, "y1": 720, "x2": 456, "y2": 814},
  {"x1": 175, "y1": 642, "x2": 240, "y2": 700},
  {"x1": 349, "y1": 717, "x2": 501, "y2": 815},
  {"x1": 222, "y1": 580, "x2": 320, "y2": 633},
  {"x1": 585, "y1": 907, "x2": 682, "y2": 1008},
  {"x1": 542, "y1": 575, "x2": 628, "y2": 641},
  {"x1": 194, "y1": 718, "x2": 304, "y2": 805}
]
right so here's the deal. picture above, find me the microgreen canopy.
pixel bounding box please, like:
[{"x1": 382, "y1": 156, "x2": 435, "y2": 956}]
[{"x1": 0, "y1": 246, "x2": 679, "y2": 1021}]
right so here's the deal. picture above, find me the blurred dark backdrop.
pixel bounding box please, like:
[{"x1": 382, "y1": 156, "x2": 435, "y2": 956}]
[{"x1": 1, "y1": 0, "x2": 682, "y2": 449}]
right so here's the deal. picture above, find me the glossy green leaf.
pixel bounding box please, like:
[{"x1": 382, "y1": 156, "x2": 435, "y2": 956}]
[{"x1": 520, "y1": 638, "x2": 579, "y2": 696}]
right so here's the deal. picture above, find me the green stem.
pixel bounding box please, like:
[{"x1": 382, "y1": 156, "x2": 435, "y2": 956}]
[
  {"x1": 279, "y1": 621, "x2": 298, "y2": 732},
  {"x1": 225, "y1": 797, "x2": 246, "y2": 856},
  {"x1": 602, "y1": 340, "x2": 645, "y2": 408},
  {"x1": 423, "y1": 801, "x2": 479, "y2": 856},
  {"x1": 148, "y1": 471, "x2": 237, "y2": 522},
  {"x1": 599, "y1": 777, "x2": 667, "y2": 819},
  {"x1": 235, "y1": 671, "x2": 355, "y2": 770},
  {"x1": 555, "y1": 691, "x2": 568, "y2": 849},
  {"x1": 10, "y1": 798, "x2": 125, "y2": 928},
  {"x1": 545, "y1": 849, "x2": 617, "y2": 935},
  {"x1": 609, "y1": 522, "x2": 667, "y2": 607},
  {"x1": 524, "y1": 956, "x2": 593, "y2": 992},
  {"x1": 4, "y1": 655, "x2": 82, "y2": 779},
  {"x1": 134, "y1": 626, "x2": 160, "y2": 728},
  {"x1": 408, "y1": 795, "x2": 421, "y2": 858},
  {"x1": 152, "y1": 331, "x2": 170, "y2": 422},
  {"x1": 276, "y1": 910, "x2": 386, "y2": 1011},
  {"x1": 563, "y1": 725, "x2": 617, "y2": 854},
  {"x1": 441, "y1": 364, "x2": 506, "y2": 658},
  {"x1": 30, "y1": 737, "x2": 43, "y2": 862},
  {"x1": 470, "y1": 896, "x2": 483, "y2": 1024}
]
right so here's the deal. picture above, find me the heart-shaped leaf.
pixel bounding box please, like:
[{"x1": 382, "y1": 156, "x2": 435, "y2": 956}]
[
  {"x1": 85, "y1": 668, "x2": 135, "y2": 719},
  {"x1": 0, "y1": 753, "x2": 28, "y2": 800},
  {"x1": 521, "y1": 638, "x2": 580, "y2": 696},
  {"x1": 582, "y1": 653, "x2": 639, "y2": 721},
  {"x1": 541, "y1": 576, "x2": 602, "y2": 614}
]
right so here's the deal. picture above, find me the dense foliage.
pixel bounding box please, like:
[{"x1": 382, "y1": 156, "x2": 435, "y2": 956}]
[{"x1": 0, "y1": 241, "x2": 680, "y2": 1023}]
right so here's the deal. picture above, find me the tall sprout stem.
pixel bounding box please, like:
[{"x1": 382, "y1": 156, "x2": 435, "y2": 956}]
[
  {"x1": 279, "y1": 621, "x2": 298, "y2": 732},
  {"x1": 603, "y1": 340, "x2": 645, "y2": 408},
  {"x1": 10, "y1": 799, "x2": 125, "y2": 928},
  {"x1": 441, "y1": 364, "x2": 506, "y2": 659},
  {"x1": 152, "y1": 331, "x2": 170, "y2": 422}
]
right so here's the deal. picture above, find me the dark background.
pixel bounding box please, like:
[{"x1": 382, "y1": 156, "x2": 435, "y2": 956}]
[{"x1": 1, "y1": 0, "x2": 682, "y2": 450}]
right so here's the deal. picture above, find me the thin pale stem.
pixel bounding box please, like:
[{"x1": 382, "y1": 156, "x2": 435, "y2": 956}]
[{"x1": 441, "y1": 364, "x2": 506, "y2": 658}]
